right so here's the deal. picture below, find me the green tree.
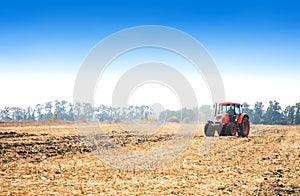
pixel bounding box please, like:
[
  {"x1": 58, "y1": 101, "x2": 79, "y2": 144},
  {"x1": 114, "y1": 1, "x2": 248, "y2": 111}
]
[
  {"x1": 252, "y1": 102, "x2": 264, "y2": 124},
  {"x1": 83, "y1": 103, "x2": 94, "y2": 121},
  {"x1": 66, "y1": 103, "x2": 74, "y2": 120},
  {"x1": 295, "y1": 102, "x2": 300, "y2": 125},
  {"x1": 25, "y1": 106, "x2": 35, "y2": 120},
  {"x1": 159, "y1": 109, "x2": 176, "y2": 122},
  {"x1": 35, "y1": 104, "x2": 43, "y2": 120},
  {"x1": 45, "y1": 101, "x2": 53, "y2": 119},
  {"x1": 284, "y1": 105, "x2": 295, "y2": 125},
  {"x1": 54, "y1": 100, "x2": 69, "y2": 120},
  {"x1": 140, "y1": 105, "x2": 149, "y2": 120},
  {"x1": 199, "y1": 105, "x2": 212, "y2": 123},
  {"x1": 263, "y1": 101, "x2": 273, "y2": 124},
  {"x1": 181, "y1": 107, "x2": 198, "y2": 122},
  {"x1": 263, "y1": 100, "x2": 283, "y2": 124},
  {"x1": 242, "y1": 102, "x2": 253, "y2": 120},
  {"x1": 0, "y1": 107, "x2": 10, "y2": 120},
  {"x1": 13, "y1": 107, "x2": 25, "y2": 120}
]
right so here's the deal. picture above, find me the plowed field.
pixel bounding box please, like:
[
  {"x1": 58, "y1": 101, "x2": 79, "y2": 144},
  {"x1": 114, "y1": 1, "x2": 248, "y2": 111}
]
[{"x1": 0, "y1": 122, "x2": 299, "y2": 195}]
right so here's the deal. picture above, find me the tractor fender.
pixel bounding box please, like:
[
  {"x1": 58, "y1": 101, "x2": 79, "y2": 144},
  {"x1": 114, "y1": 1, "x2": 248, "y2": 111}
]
[{"x1": 237, "y1": 113, "x2": 249, "y2": 124}]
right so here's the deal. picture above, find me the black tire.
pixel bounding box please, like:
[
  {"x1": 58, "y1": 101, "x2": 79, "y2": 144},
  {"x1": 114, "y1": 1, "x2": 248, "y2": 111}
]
[
  {"x1": 238, "y1": 117, "x2": 250, "y2": 137},
  {"x1": 219, "y1": 126, "x2": 227, "y2": 136},
  {"x1": 226, "y1": 122, "x2": 237, "y2": 136},
  {"x1": 204, "y1": 122, "x2": 212, "y2": 136}
]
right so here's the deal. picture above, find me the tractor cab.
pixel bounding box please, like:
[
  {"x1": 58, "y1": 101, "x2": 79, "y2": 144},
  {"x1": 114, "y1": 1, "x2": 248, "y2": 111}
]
[{"x1": 215, "y1": 102, "x2": 242, "y2": 123}]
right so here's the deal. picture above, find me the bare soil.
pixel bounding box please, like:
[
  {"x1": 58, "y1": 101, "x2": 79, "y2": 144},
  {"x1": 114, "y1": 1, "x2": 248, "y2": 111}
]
[{"x1": 0, "y1": 122, "x2": 299, "y2": 195}]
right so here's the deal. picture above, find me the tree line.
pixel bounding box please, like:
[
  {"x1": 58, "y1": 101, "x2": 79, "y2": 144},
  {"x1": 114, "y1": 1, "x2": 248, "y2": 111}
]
[
  {"x1": 242, "y1": 101, "x2": 300, "y2": 125},
  {"x1": 0, "y1": 100, "x2": 211, "y2": 123},
  {"x1": 0, "y1": 100, "x2": 299, "y2": 125}
]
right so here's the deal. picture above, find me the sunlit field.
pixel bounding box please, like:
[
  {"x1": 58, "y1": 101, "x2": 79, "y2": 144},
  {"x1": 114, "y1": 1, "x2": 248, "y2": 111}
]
[{"x1": 0, "y1": 122, "x2": 299, "y2": 195}]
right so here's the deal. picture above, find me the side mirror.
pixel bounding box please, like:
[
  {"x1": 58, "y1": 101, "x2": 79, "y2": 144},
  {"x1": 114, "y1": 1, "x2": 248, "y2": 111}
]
[{"x1": 213, "y1": 103, "x2": 216, "y2": 108}]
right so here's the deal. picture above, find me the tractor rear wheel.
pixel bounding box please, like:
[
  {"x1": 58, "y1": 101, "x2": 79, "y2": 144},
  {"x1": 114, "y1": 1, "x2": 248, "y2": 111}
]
[
  {"x1": 226, "y1": 122, "x2": 237, "y2": 136},
  {"x1": 238, "y1": 117, "x2": 250, "y2": 137}
]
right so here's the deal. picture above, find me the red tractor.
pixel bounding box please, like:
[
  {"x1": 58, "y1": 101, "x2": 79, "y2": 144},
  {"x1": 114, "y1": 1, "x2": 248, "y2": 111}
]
[{"x1": 204, "y1": 102, "x2": 250, "y2": 137}]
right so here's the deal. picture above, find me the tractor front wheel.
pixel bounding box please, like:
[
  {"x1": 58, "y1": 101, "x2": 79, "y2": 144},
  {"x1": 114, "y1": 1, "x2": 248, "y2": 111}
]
[
  {"x1": 238, "y1": 117, "x2": 250, "y2": 137},
  {"x1": 226, "y1": 122, "x2": 237, "y2": 136},
  {"x1": 204, "y1": 122, "x2": 212, "y2": 136}
]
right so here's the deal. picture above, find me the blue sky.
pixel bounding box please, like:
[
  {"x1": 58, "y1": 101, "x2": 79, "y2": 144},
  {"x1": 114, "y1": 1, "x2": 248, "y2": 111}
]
[{"x1": 0, "y1": 0, "x2": 299, "y2": 108}]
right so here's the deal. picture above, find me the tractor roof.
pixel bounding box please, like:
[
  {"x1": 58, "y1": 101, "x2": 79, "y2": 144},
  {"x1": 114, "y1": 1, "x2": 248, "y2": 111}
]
[{"x1": 219, "y1": 102, "x2": 241, "y2": 105}]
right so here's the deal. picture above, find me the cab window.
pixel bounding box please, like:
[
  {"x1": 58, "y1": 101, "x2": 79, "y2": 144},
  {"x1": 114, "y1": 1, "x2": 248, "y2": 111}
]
[{"x1": 235, "y1": 106, "x2": 241, "y2": 114}]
